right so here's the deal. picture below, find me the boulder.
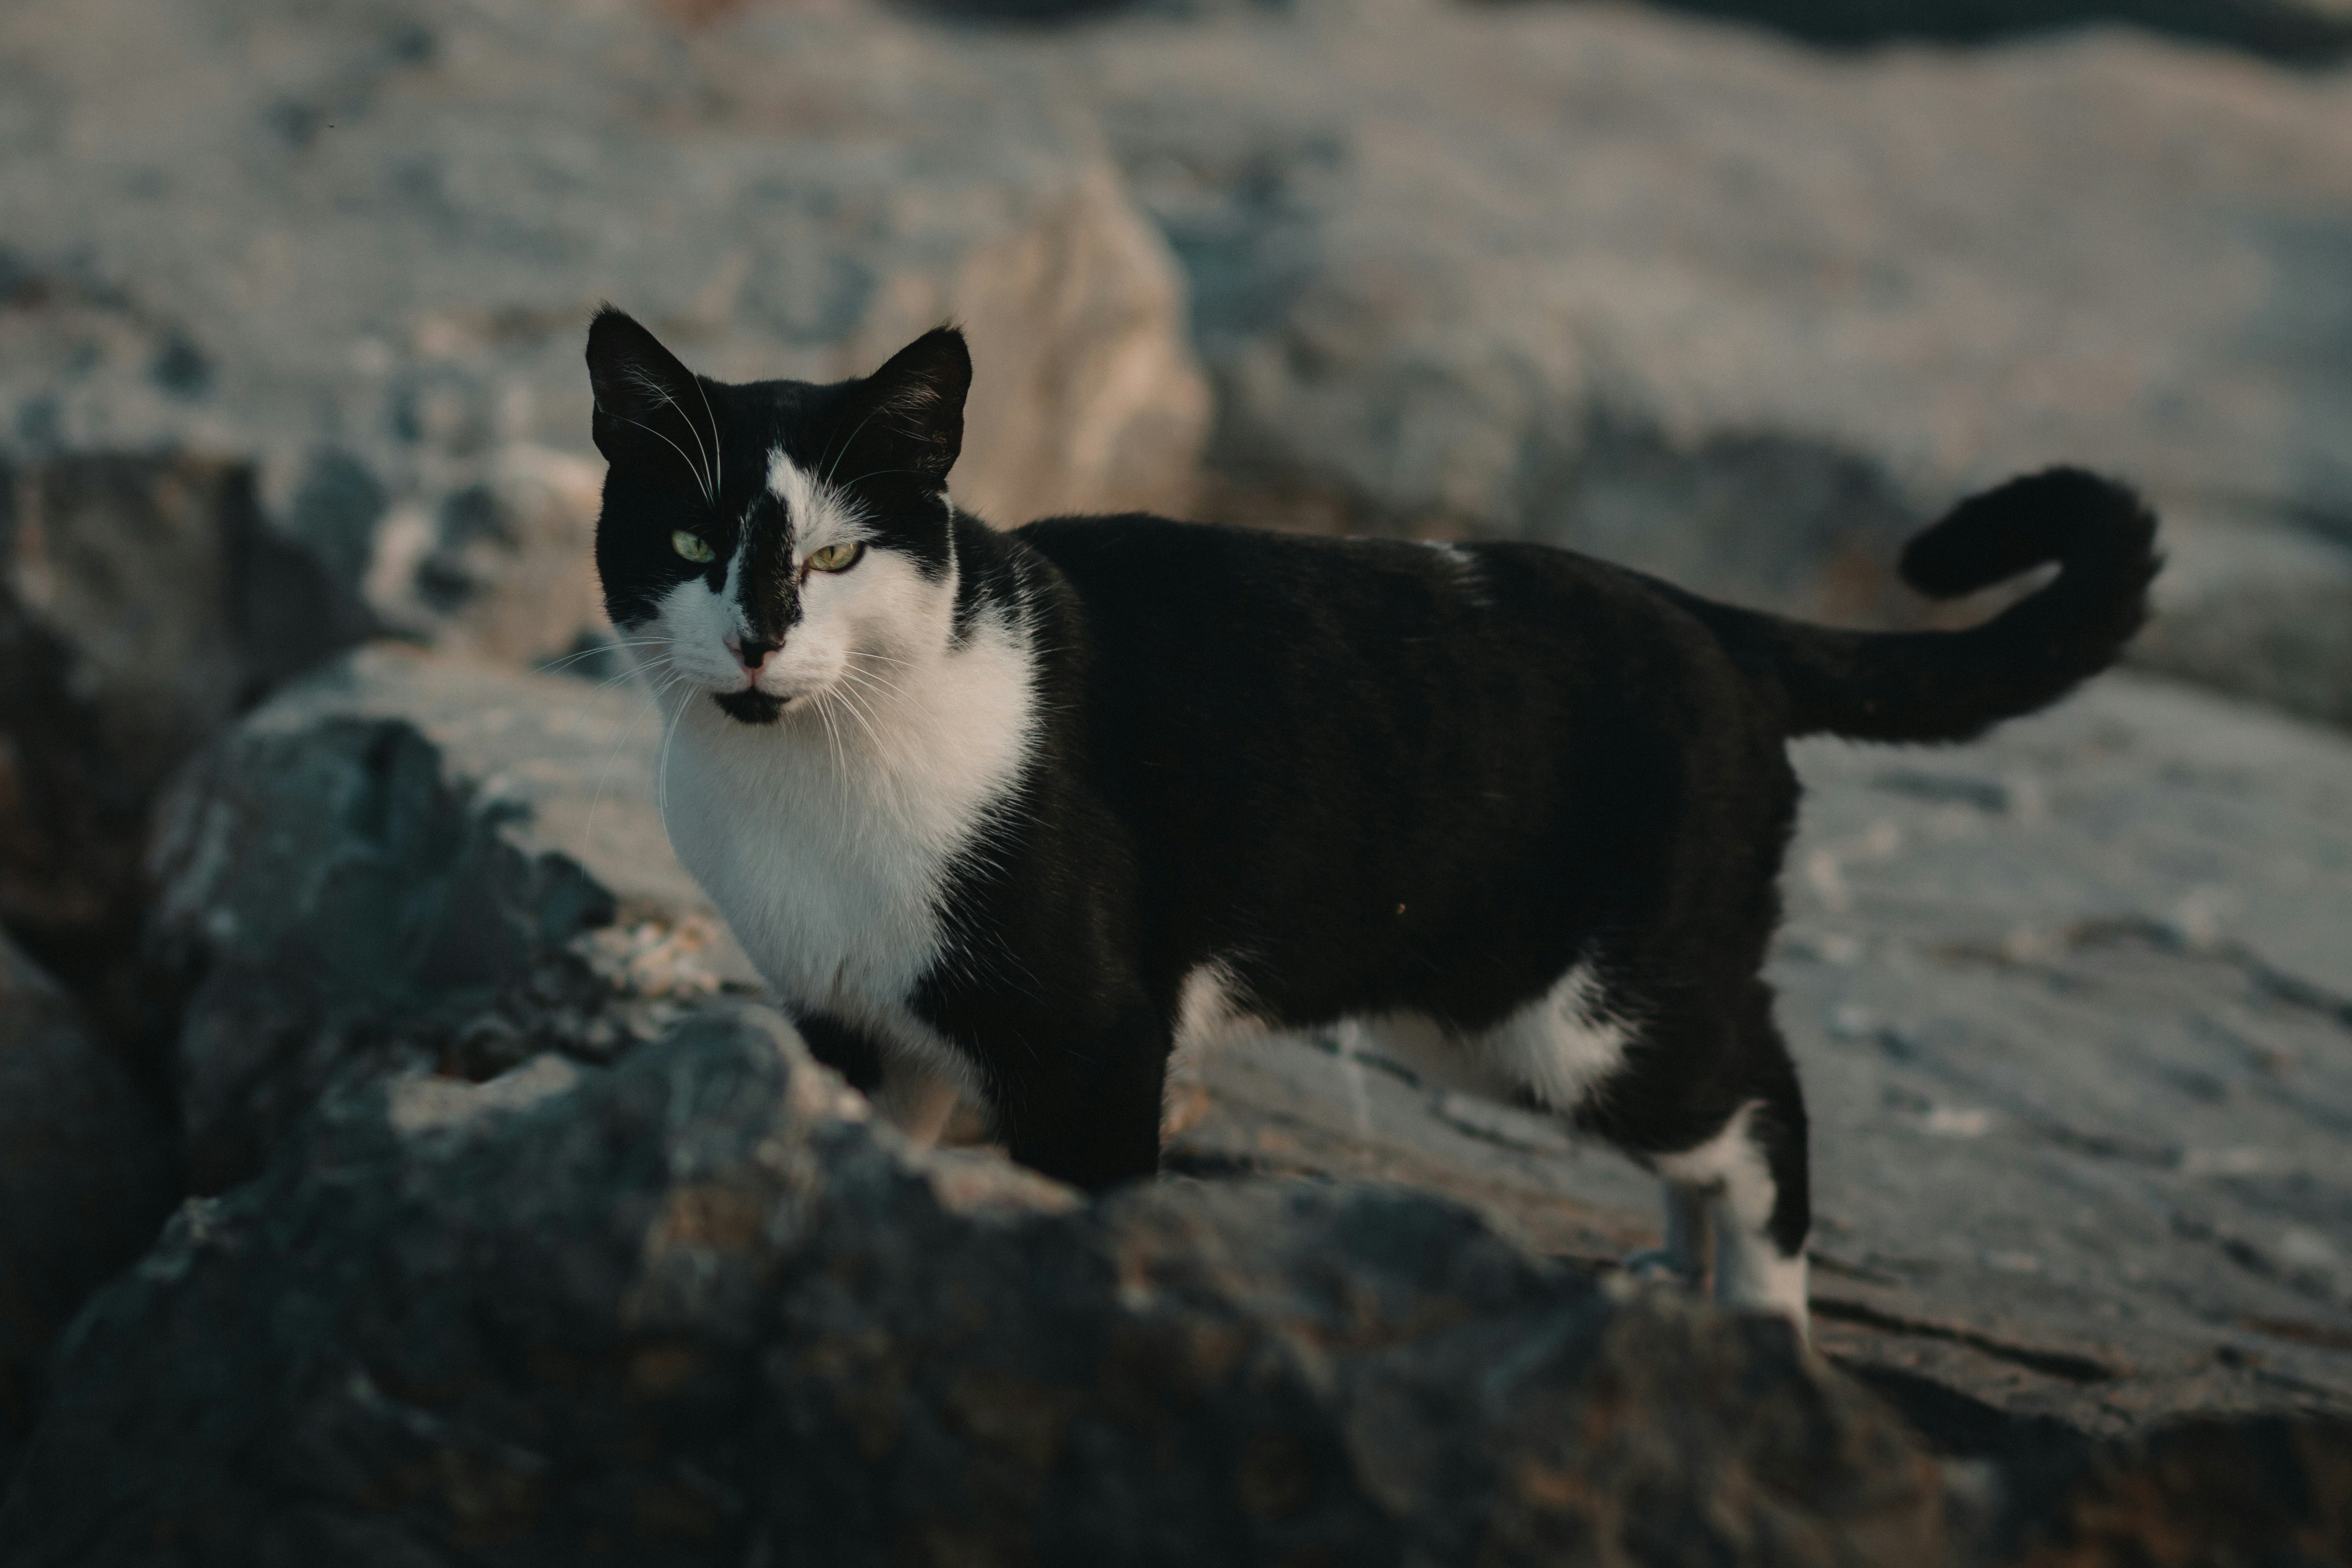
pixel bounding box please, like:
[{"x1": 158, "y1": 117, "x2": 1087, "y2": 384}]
[
  {"x1": 0, "y1": 932, "x2": 177, "y2": 1489},
  {"x1": 0, "y1": 451, "x2": 354, "y2": 1038},
  {"x1": 0, "y1": 1005, "x2": 1952, "y2": 1566},
  {"x1": 0, "y1": 0, "x2": 1208, "y2": 665},
  {"x1": 1019, "y1": 0, "x2": 2352, "y2": 697},
  {"x1": 147, "y1": 642, "x2": 762, "y2": 1193},
  {"x1": 1983, "y1": 1413, "x2": 2352, "y2": 1564}
]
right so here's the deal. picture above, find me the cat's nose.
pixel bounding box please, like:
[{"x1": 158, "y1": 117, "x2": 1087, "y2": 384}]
[{"x1": 727, "y1": 634, "x2": 777, "y2": 672}]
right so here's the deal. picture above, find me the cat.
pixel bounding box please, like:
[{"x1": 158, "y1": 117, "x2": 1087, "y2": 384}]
[{"x1": 586, "y1": 305, "x2": 2157, "y2": 1333}]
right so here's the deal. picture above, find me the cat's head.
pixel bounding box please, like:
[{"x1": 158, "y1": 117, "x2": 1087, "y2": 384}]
[{"x1": 586, "y1": 306, "x2": 971, "y2": 725}]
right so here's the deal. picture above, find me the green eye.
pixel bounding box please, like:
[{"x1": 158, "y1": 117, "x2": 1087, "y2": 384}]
[
  {"x1": 806, "y1": 540, "x2": 863, "y2": 573},
  {"x1": 672, "y1": 531, "x2": 716, "y2": 564}
]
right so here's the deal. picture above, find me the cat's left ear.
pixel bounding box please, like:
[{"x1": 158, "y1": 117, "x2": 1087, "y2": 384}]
[{"x1": 831, "y1": 327, "x2": 971, "y2": 489}]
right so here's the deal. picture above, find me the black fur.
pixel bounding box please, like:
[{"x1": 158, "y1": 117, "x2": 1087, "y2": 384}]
[{"x1": 588, "y1": 311, "x2": 2160, "y2": 1278}]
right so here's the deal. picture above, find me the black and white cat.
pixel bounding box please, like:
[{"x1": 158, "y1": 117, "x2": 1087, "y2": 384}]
[{"x1": 587, "y1": 306, "x2": 2157, "y2": 1332}]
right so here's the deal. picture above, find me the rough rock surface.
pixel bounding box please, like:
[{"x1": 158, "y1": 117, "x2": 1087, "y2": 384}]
[
  {"x1": 0, "y1": 451, "x2": 352, "y2": 1035},
  {"x1": 148, "y1": 641, "x2": 760, "y2": 1193},
  {"x1": 1007, "y1": 0, "x2": 2352, "y2": 704},
  {"x1": 0, "y1": 1006, "x2": 1953, "y2": 1567},
  {"x1": 0, "y1": 0, "x2": 1208, "y2": 658},
  {"x1": 1984, "y1": 1413, "x2": 2352, "y2": 1564},
  {"x1": 0, "y1": 932, "x2": 176, "y2": 1487},
  {"x1": 1169, "y1": 672, "x2": 2352, "y2": 1451}
]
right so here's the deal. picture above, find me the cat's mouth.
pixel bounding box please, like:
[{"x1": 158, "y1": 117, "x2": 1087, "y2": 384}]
[{"x1": 714, "y1": 689, "x2": 787, "y2": 725}]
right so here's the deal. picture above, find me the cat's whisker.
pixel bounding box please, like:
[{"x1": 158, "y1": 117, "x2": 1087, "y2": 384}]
[
  {"x1": 798, "y1": 682, "x2": 849, "y2": 790},
  {"x1": 622, "y1": 366, "x2": 716, "y2": 502},
  {"x1": 554, "y1": 655, "x2": 679, "y2": 740},
  {"x1": 821, "y1": 403, "x2": 892, "y2": 491},
  {"x1": 580, "y1": 677, "x2": 662, "y2": 865},
  {"x1": 837, "y1": 663, "x2": 912, "y2": 712},
  {"x1": 831, "y1": 467, "x2": 935, "y2": 491},
  {"x1": 827, "y1": 676, "x2": 892, "y2": 759},
  {"x1": 653, "y1": 683, "x2": 689, "y2": 831},
  {"x1": 689, "y1": 373, "x2": 723, "y2": 502},
  {"x1": 537, "y1": 637, "x2": 670, "y2": 677},
  {"x1": 608, "y1": 411, "x2": 711, "y2": 505}
]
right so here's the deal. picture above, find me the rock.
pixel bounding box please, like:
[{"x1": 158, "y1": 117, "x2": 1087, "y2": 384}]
[
  {"x1": 147, "y1": 641, "x2": 762, "y2": 1193},
  {"x1": 0, "y1": 0, "x2": 1208, "y2": 662},
  {"x1": 1623, "y1": 0, "x2": 2352, "y2": 63},
  {"x1": 1167, "y1": 671, "x2": 2352, "y2": 1449},
  {"x1": 0, "y1": 451, "x2": 354, "y2": 1037},
  {"x1": 365, "y1": 444, "x2": 609, "y2": 670},
  {"x1": 1016, "y1": 1, "x2": 2352, "y2": 675},
  {"x1": 0, "y1": 932, "x2": 177, "y2": 1489},
  {"x1": 1981, "y1": 1414, "x2": 2352, "y2": 1565},
  {"x1": 0, "y1": 1005, "x2": 1951, "y2": 1566}
]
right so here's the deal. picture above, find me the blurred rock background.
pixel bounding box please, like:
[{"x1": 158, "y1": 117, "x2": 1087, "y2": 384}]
[{"x1": 2, "y1": 0, "x2": 2351, "y2": 1558}]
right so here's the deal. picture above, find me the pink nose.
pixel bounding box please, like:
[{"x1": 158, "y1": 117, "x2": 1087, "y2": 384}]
[{"x1": 726, "y1": 634, "x2": 777, "y2": 672}]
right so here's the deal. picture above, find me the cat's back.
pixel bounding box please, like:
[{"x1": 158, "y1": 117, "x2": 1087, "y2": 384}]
[{"x1": 1011, "y1": 511, "x2": 1712, "y2": 695}]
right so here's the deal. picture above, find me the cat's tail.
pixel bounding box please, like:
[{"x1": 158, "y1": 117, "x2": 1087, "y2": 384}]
[{"x1": 1699, "y1": 467, "x2": 2160, "y2": 744}]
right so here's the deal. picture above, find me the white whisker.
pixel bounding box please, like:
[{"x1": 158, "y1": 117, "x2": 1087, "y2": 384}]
[
  {"x1": 608, "y1": 411, "x2": 711, "y2": 504},
  {"x1": 623, "y1": 365, "x2": 715, "y2": 501}
]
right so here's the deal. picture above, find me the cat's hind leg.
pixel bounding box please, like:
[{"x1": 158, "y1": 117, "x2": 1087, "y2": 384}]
[
  {"x1": 1620, "y1": 1182, "x2": 1710, "y2": 1288},
  {"x1": 1485, "y1": 972, "x2": 1812, "y2": 1335},
  {"x1": 1641, "y1": 1018, "x2": 1812, "y2": 1336}
]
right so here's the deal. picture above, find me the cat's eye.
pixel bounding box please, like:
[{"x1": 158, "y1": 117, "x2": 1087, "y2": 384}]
[
  {"x1": 806, "y1": 541, "x2": 863, "y2": 573},
  {"x1": 672, "y1": 531, "x2": 716, "y2": 564}
]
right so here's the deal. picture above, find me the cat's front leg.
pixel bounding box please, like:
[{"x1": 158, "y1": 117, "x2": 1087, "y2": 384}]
[
  {"x1": 790, "y1": 1008, "x2": 964, "y2": 1149},
  {"x1": 978, "y1": 1004, "x2": 1173, "y2": 1194}
]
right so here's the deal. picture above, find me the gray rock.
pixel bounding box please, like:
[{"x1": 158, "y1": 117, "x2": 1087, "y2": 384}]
[
  {"x1": 0, "y1": 1005, "x2": 1950, "y2": 1566},
  {"x1": 147, "y1": 641, "x2": 760, "y2": 1192},
  {"x1": 0, "y1": 451, "x2": 354, "y2": 1036},
  {"x1": 1980, "y1": 1412, "x2": 2352, "y2": 1563},
  {"x1": 0, "y1": 932, "x2": 176, "y2": 1488},
  {"x1": 0, "y1": 0, "x2": 1208, "y2": 659},
  {"x1": 1012, "y1": 0, "x2": 2352, "y2": 686},
  {"x1": 1169, "y1": 672, "x2": 2352, "y2": 1448}
]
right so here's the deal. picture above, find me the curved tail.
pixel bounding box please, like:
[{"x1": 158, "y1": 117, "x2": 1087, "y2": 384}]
[{"x1": 1698, "y1": 467, "x2": 2160, "y2": 744}]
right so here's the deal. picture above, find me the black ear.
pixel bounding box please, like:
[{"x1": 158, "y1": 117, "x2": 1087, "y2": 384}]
[
  {"x1": 827, "y1": 327, "x2": 972, "y2": 490},
  {"x1": 586, "y1": 305, "x2": 720, "y2": 500}
]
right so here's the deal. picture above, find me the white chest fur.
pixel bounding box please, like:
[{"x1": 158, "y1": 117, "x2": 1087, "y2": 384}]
[{"x1": 650, "y1": 605, "x2": 1036, "y2": 1073}]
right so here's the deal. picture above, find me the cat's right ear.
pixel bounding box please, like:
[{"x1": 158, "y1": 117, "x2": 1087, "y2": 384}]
[{"x1": 586, "y1": 305, "x2": 719, "y2": 501}]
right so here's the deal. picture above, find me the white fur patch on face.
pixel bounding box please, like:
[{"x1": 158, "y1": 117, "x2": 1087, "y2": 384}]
[
  {"x1": 625, "y1": 451, "x2": 898, "y2": 704},
  {"x1": 736, "y1": 450, "x2": 942, "y2": 717},
  {"x1": 638, "y1": 551, "x2": 748, "y2": 695},
  {"x1": 768, "y1": 447, "x2": 866, "y2": 562},
  {"x1": 1653, "y1": 1102, "x2": 1810, "y2": 1333}
]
